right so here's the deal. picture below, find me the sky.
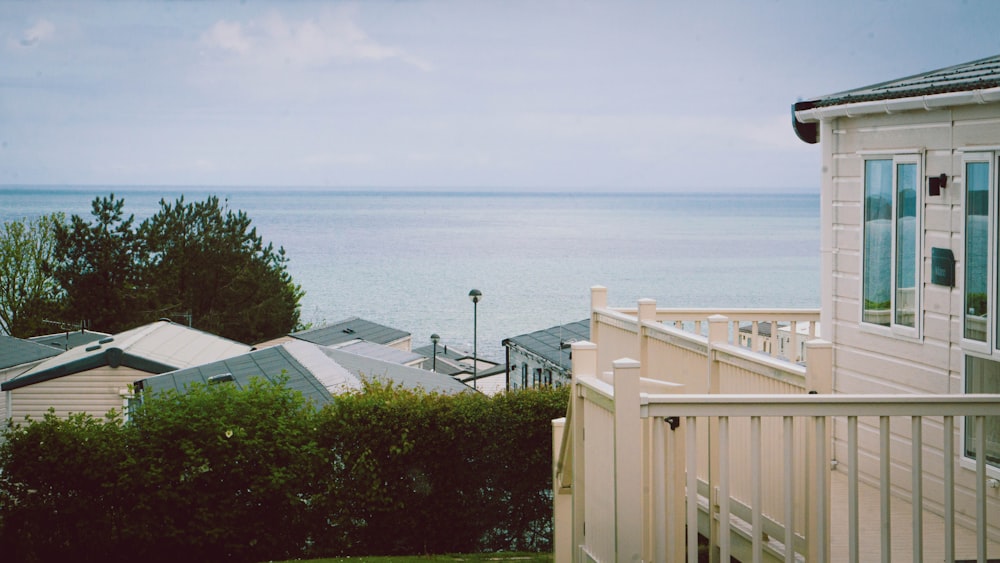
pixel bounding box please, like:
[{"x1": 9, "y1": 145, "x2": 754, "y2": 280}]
[{"x1": 2, "y1": 0, "x2": 1000, "y2": 192}]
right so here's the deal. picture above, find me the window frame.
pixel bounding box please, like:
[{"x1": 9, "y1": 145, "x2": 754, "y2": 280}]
[
  {"x1": 960, "y1": 151, "x2": 1000, "y2": 473},
  {"x1": 960, "y1": 352, "x2": 1000, "y2": 476},
  {"x1": 860, "y1": 152, "x2": 923, "y2": 339},
  {"x1": 961, "y1": 152, "x2": 996, "y2": 354}
]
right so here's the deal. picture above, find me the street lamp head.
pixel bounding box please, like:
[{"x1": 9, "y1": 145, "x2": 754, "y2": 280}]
[
  {"x1": 430, "y1": 333, "x2": 440, "y2": 344},
  {"x1": 468, "y1": 288, "x2": 482, "y2": 304}
]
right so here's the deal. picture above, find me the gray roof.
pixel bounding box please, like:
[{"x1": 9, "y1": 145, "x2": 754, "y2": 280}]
[
  {"x1": 0, "y1": 335, "x2": 62, "y2": 370},
  {"x1": 291, "y1": 317, "x2": 410, "y2": 347},
  {"x1": 29, "y1": 329, "x2": 111, "y2": 351},
  {"x1": 135, "y1": 340, "x2": 362, "y2": 405},
  {"x1": 502, "y1": 319, "x2": 590, "y2": 372},
  {"x1": 2, "y1": 321, "x2": 251, "y2": 391},
  {"x1": 319, "y1": 346, "x2": 473, "y2": 395},
  {"x1": 334, "y1": 339, "x2": 425, "y2": 365},
  {"x1": 801, "y1": 54, "x2": 1000, "y2": 109},
  {"x1": 412, "y1": 343, "x2": 474, "y2": 362},
  {"x1": 420, "y1": 355, "x2": 472, "y2": 377}
]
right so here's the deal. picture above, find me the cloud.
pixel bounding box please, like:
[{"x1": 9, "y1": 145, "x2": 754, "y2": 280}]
[
  {"x1": 200, "y1": 7, "x2": 431, "y2": 70},
  {"x1": 202, "y1": 20, "x2": 251, "y2": 54},
  {"x1": 10, "y1": 19, "x2": 54, "y2": 49}
]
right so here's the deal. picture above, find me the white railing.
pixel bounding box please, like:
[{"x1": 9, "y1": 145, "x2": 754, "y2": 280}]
[
  {"x1": 553, "y1": 287, "x2": 1000, "y2": 563},
  {"x1": 588, "y1": 285, "x2": 821, "y2": 372},
  {"x1": 554, "y1": 344, "x2": 1000, "y2": 563}
]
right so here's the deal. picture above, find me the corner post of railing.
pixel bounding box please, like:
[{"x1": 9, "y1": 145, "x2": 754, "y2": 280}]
[
  {"x1": 570, "y1": 341, "x2": 597, "y2": 558},
  {"x1": 552, "y1": 417, "x2": 570, "y2": 563},
  {"x1": 804, "y1": 339, "x2": 833, "y2": 563},
  {"x1": 635, "y1": 298, "x2": 657, "y2": 561},
  {"x1": 661, "y1": 382, "x2": 687, "y2": 563},
  {"x1": 805, "y1": 339, "x2": 833, "y2": 394},
  {"x1": 706, "y1": 314, "x2": 728, "y2": 559},
  {"x1": 612, "y1": 357, "x2": 643, "y2": 563},
  {"x1": 590, "y1": 285, "x2": 608, "y2": 348}
]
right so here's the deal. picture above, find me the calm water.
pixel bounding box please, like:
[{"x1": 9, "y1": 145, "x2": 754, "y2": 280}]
[{"x1": 1, "y1": 187, "x2": 820, "y2": 361}]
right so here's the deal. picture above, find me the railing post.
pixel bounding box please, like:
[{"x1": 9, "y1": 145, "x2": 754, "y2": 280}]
[
  {"x1": 663, "y1": 386, "x2": 687, "y2": 563},
  {"x1": 552, "y1": 417, "x2": 570, "y2": 563},
  {"x1": 805, "y1": 339, "x2": 833, "y2": 563},
  {"x1": 590, "y1": 285, "x2": 608, "y2": 348},
  {"x1": 637, "y1": 298, "x2": 656, "y2": 381},
  {"x1": 613, "y1": 357, "x2": 643, "y2": 563},
  {"x1": 805, "y1": 339, "x2": 833, "y2": 394},
  {"x1": 571, "y1": 341, "x2": 597, "y2": 559},
  {"x1": 636, "y1": 298, "x2": 656, "y2": 562},
  {"x1": 707, "y1": 315, "x2": 728, "y2": 394},
  {"x1": 707, "y1": 314, "x2": 728, "y2": 561}
]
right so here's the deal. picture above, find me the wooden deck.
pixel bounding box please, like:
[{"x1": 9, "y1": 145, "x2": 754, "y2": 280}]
[{"x1": 829, "y1": 468, "x2": 1000, "y2": 562}]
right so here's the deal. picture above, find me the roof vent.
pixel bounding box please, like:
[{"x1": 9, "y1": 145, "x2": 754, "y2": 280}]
[
  {"x1": 342, "y1": 328, "x2": 355, "y2": 334},
  {"x1": 208, "y1": 373, "x2": 234, "y2": 384}
]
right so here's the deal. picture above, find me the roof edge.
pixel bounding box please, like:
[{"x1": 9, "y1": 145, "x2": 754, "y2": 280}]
[
  {"x1": 1, "y1": 348, "x2": 177, "y2": 391},
  {"x1": 795, "y1": 86, "x2": 1000, "y2": 125}
]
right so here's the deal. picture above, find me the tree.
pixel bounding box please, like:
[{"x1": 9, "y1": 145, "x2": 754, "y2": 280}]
[
  {"x1": 47, "y1": 194, "x2": 303, "y2": 343},
  {"x1": 49, "y1": 195, "x2": 149, "y2": 334},
  {"x1": 140, "y1": 195, "x2": 303, "y2": 343},
  {"x1": 0, "y1": 213, "x2": 65, "y2": 337}
]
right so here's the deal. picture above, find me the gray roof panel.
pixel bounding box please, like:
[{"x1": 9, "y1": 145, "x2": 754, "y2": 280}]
[
  {"x1": 802, "y1": 54, "x2": 1000, "y2": 109},
  {"x1": 0, "y1": 335, "x2": 62, "y2": 370},
  {"x1": 502, "y1": 319, "x2": 590, "y2": 371},
  {"x1": 291, "y1": 317, "x2": 410, "y2": 347},
  {"x1": 319, "y1": 347, "x2": 472, "y2": 395},
  {"x1": 2, "y1": 321, "x2": 250, "y2": 391},
  {"x1": 136, "y1": 341, "x2": 362, "y2": 405},
  {"x1": 29, "y1": 330, "x2": 111, "y2": 351}
]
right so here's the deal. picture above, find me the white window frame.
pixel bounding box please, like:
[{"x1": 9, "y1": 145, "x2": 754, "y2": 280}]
[
  {"x1": 961, "y1": 152, "x2": 996, "y2": 355},
  {"x1": 960, "y1": 151, "x2": 1000, "y2": 474},
  {"x1": 859, "y1": 153, "x2": 923, "y2": 339},
  {"x1": 960, "y1": 352, "x2": 1000, "y2": 476}
]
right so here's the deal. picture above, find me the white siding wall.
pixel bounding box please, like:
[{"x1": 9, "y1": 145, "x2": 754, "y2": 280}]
[
  {"x1": 824, "y1": 104, "x2": 1000, "y2": 540},
  {"x1": 9, "y1": 366, "x2": 148, "y2": 421},
  {"x1": 1, "y1": 362, "x2": 46, "y2": 423}
]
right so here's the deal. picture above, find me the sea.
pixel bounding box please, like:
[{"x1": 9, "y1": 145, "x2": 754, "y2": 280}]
[{"x1": 0, "y1": 187, "x2": 820, "y2": 362}]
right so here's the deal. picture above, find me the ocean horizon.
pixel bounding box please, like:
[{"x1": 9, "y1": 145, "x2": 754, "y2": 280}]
[{"x1": 1, "y1": 186, "x2": 821, "y2": 362}]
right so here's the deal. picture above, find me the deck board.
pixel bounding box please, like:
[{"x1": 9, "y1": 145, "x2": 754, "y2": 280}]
[{"x1": 829, "y1": 468, "x2": 1000, "y2": 562}]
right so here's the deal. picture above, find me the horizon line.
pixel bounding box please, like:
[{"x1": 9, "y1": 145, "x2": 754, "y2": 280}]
[{"x1": 0, "y1": 183, "x2": 821, "y2": 195}]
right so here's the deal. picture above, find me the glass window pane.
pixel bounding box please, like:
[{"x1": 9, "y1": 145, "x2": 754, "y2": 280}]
[
  {"x1": 965, "y1": 356, "x2": 1000, "y2": 468},
  {"x1": 965, "y1": 161, "x2": 990, "y2": 341},
  {"x1": 895, "y1": 163, "x2": 917, "y2": 328},
  {"x1": 864, "y1": 160, "x2": 893, "y2": 326}
]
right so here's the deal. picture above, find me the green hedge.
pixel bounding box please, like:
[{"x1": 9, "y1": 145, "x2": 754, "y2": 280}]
[{"x1": 0, "y1": 379, "x2": 568, "y2": 563}]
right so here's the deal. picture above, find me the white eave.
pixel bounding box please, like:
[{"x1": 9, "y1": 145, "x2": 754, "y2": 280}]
[{"x1": 795, "y1": 86, "x2": 1000, "y2": 123}]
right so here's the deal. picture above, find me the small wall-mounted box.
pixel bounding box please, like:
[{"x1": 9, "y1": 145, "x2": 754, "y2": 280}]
[{"x1": 931, "y1": 247, "x2": 955, "y2": 287}]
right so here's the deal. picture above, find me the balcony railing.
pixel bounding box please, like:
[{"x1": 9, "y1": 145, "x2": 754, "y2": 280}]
[{"x1": 552, "y1": 287, "x2": 1000, "y2": 563}]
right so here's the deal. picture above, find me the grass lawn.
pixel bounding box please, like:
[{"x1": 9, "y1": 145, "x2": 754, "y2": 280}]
[{"x1": 268, "y1": 554, "x2": 552, "y2": 563}]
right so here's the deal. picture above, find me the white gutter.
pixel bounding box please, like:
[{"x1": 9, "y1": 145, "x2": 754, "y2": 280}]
[{"x1": 795, "y1": 85, "x2": 1000, "y2": 123}]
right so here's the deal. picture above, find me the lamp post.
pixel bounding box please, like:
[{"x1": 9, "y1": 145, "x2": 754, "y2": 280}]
[
  {"x1": 469, "y1": 289, "x2": 482, "y2": 390},
  {"x1": 430, "y1": 333, "x2": 440, "y2": 372}
]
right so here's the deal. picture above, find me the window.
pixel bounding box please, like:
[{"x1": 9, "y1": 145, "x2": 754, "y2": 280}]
[
  {"x1": 964, "y1": 356, "x2": 1000, "y2": 470},
  {"x1": 862, "y1": 155, "x2": 921, "y2": 335},
  {"x1": 964, "y1": 156, "x2": 992, "y2": 347},
  {"x1": 961, "y1": 152, "x2": 1000, "y2": 470}
]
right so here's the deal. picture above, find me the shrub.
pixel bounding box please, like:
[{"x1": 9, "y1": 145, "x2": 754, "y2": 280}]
[
  {"x1": 309, "y1": 382, "x2": 567, "y2": 556},
  {"x1": 0, "y1": 380, "x2": 569, "y2": 561},
  {"x1": 0, "y1": 410, "x2": 128, "y2": 563}
]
